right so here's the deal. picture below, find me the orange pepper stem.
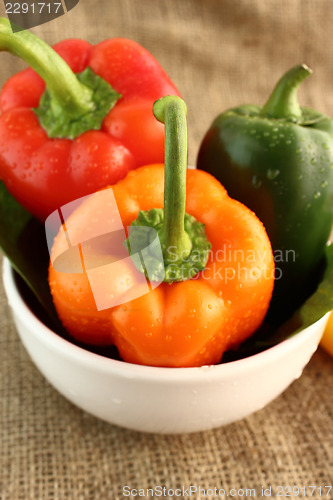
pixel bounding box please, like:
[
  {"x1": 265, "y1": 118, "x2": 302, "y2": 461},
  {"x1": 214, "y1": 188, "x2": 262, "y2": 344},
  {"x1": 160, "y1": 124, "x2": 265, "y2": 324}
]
[
  {"x1": 153, "y1": 96, "x2": 192, "y2": 262},
  {"x1": 126, "y1": 96, "x2": 212, "y2": 283}
]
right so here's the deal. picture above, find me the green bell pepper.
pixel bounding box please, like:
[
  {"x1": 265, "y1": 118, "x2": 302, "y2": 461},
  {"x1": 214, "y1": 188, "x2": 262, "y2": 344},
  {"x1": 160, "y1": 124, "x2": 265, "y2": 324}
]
[{"x1": 197, "y1": 65, "x2": 333, "y2": 324}]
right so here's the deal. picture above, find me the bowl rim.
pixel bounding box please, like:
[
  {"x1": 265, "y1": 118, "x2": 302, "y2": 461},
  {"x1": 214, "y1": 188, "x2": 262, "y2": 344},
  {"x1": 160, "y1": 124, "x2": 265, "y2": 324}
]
[{"x1": 2, "y1": 257, "x2": 328, "y2": 382}]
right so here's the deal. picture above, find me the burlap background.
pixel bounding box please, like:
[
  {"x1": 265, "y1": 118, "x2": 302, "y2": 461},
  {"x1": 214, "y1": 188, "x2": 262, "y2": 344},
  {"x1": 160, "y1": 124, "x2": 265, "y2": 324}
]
[{"x1": 0, "y1": 1, "x2": 333, "y2": 499}]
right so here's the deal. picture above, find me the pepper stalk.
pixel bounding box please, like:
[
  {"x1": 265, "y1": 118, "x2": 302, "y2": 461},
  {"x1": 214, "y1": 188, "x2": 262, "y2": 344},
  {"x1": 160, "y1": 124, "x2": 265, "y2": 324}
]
[
  {"x1": 260, "y1": 64, "x2": 312, "y2": 122},
  {"x1": 126, "y1": 95, "x2": 212, "y2": 283},
  {"x1": 0, "y1": 17, "x2": 120, "y2": 139}
]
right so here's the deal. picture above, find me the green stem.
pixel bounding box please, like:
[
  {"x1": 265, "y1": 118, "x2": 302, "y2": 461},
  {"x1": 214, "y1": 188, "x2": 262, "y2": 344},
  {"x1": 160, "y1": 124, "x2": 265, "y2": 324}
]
[
  {"x1": 260, "y1": 64, "x2": 312, "y2": 121},
  {"x1": 126, "y1": 96, "x2": 211, "y2": 282},
  {"x1": 0, "y1": 17, "x2": 93, "y2": 117},
  {"x1": 153, "y1": 96, "x2": 192, "y2": 262}
]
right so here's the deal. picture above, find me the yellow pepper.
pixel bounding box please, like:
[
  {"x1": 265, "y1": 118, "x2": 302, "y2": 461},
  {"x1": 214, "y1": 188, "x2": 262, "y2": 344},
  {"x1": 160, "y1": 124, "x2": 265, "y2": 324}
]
[{"x1": 321, "y1": 312, "x2": 333, "y2": 357}]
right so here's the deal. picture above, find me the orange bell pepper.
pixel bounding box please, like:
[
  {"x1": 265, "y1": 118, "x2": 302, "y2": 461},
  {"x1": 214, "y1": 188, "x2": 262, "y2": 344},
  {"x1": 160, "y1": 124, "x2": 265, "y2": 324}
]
[{"x1": 49, "y1": 96, "x2": 274, "y2": 367}]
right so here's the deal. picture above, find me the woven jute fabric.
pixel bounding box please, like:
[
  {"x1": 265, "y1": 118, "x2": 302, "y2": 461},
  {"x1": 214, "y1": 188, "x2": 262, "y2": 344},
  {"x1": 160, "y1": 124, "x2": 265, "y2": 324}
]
[{"x1": 0, "y1": 1, "x2": 333, "y2": 499}]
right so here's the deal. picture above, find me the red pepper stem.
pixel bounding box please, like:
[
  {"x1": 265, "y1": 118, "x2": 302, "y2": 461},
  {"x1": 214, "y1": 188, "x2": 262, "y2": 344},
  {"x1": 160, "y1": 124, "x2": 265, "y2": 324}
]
[
  {"x1": 260, "y1": 64, "x2": 312, "y2": 121},
  {"x1": 0, "y1": 17, "x2": 94, "y2": 116},
  {"x1": 153, "y1": 96, "x2": 192, "y2": 262}
]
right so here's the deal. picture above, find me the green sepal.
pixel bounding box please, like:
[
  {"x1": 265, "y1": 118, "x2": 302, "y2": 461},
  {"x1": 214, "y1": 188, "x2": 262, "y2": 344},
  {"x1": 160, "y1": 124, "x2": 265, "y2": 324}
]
[
  {"x1": 35, "y1": 67, "x2": 121, "y2": 139},
  {"x1": 125, "y1": 208, "x2": 212, "y2": 283},
  {"x1": 125, "y1": 211, "x2": 165, "y2": 283}
]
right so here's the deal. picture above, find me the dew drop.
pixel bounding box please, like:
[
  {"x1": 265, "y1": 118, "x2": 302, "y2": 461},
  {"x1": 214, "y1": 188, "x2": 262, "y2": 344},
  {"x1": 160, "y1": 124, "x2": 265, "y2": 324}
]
[
  {"x1": 252, "y1": 175, "x2": 263, "y2": 189},
  {"x1": 267, "y1": 168, "x2": 280, "y2": 180},
  {"x1": 321, "y1": 180, "x2": 328, "y2": 188},
  {"x1": 314, "y1": 191, "x2": 321, "y2": 199},
  {"x1": 310, "y1": 158, "x2": 317, "y2": 165}
]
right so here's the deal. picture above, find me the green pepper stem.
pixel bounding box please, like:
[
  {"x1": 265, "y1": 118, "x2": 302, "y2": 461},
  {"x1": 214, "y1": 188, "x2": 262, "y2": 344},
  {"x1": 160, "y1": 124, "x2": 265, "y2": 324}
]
[
  {"x1": 260, "y1": 64, "x2": 312, "y2": 121},
  {"x1": 153, "y1": 96, "x2": 192, "y2": 261},
  {"x1": 0, "y1": 17, "x2": 94, "y2": 117}
]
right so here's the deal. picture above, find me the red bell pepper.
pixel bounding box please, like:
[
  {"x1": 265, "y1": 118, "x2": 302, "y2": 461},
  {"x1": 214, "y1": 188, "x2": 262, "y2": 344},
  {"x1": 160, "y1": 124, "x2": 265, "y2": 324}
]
[{"x1": 0, "y1": 18, "x2": 180, "y2": 221}]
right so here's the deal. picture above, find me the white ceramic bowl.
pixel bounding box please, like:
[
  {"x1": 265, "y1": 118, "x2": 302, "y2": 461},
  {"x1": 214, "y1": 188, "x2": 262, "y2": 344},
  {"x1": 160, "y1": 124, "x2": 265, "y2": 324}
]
[{"x1": 2, "y1": 257, "x2": 329, "y2": 434}]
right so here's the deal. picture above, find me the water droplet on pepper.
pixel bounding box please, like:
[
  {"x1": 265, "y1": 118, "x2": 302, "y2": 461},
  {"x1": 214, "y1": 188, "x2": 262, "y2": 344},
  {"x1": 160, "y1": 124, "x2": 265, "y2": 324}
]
[{"x1": 252, "y1": 175, "x2": 263, "y2": 189}]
